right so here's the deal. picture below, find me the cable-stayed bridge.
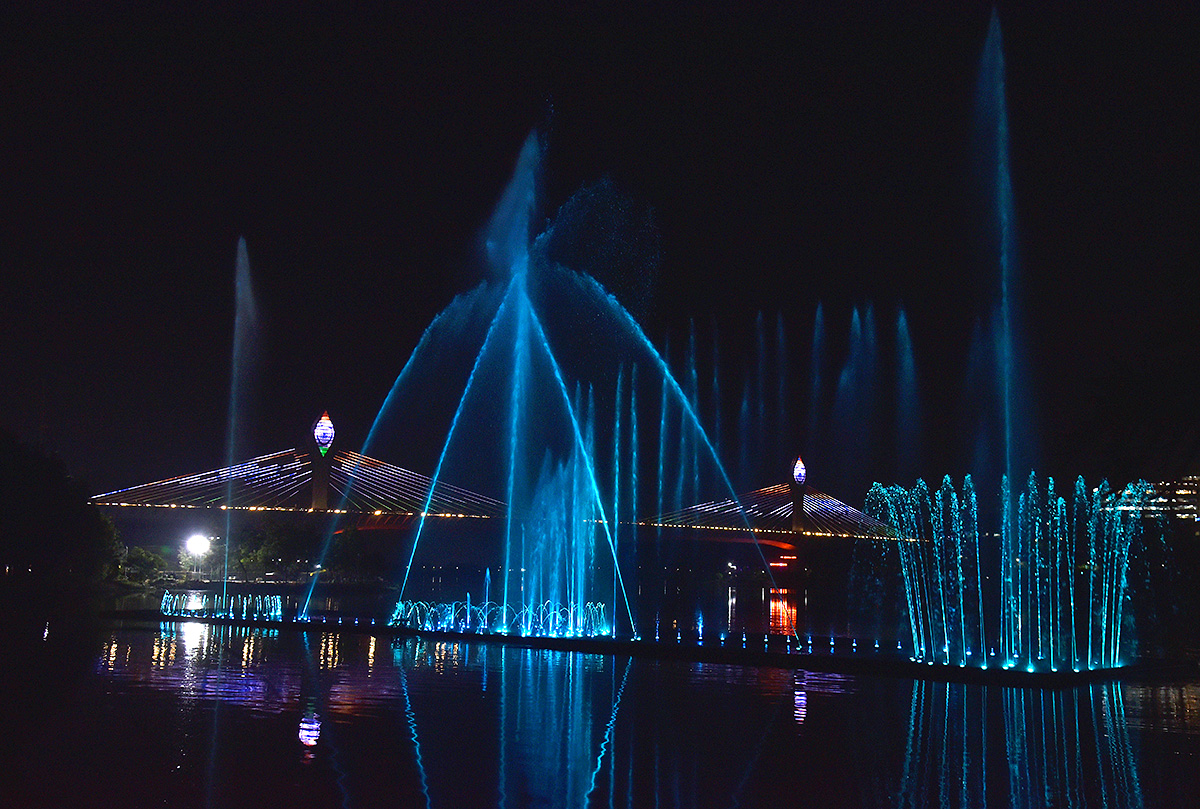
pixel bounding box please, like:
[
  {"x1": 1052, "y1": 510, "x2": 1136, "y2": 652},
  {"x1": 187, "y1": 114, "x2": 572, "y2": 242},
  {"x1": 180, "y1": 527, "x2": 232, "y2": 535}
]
[
  {"x1": 92, "y1": 441, "x2": 888, "y2": 544},
  {"x1": 646, "y1": 483, "x2": 895, "y2": 544},
  {"x1": 91, "y1": 448, "x2": 506, "y2": 520}
]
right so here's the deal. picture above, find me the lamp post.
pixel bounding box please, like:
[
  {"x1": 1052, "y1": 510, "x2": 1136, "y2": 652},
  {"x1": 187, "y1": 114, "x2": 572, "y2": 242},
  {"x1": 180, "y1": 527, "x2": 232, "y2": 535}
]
[{"x1": 186, "y1": 533, "x2": 212, "y2": 579}]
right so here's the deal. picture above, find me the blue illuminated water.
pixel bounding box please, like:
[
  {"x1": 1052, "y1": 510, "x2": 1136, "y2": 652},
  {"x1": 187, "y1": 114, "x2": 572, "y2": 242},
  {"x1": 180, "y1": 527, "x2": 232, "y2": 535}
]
[
  {"x1": 895, "y1": 307, "x2": 919, "y2": 481},
  {"x1": 866, "y1": 474, "x2": 1156, "y2": 672},
  {"x1": 11, "y1": 621, "x2": 1200, "y2": 808},
  {"x1": 977, "y1": 9, "x2": 1032, "y2": 491},
  {"x1": 357, "y1": 131, "x2": 778, "y2": 641}
]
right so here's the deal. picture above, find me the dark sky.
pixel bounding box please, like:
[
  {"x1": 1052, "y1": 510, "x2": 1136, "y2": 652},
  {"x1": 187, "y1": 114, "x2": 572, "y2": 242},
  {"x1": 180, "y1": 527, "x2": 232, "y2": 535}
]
[{"x1": 2, "y1": 3, "x2": 1196, "y2": 501}]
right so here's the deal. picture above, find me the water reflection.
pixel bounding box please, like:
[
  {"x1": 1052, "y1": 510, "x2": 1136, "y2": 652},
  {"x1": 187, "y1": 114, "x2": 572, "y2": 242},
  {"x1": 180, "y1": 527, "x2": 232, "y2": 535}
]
[
  {"x1": 769, "y1": 588, "x2": 796, "y2": 634},
  {"x1": 78, "y1": 623, "x2": 1200, "y2": 808},
  {"x1": 299, "y1": 707, "x2": 321, "y2": 747},
  {"x1": 900, "y1": 681, "x2": 1144, "y2": 808},
  {"x1": 1123, "y1": 681, "x2": 1200, "y2": 734}
]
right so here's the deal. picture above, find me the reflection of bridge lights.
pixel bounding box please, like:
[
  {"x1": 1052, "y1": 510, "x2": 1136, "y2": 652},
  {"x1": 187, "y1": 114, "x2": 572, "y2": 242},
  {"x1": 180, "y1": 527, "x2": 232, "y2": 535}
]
[
  {"x1": 769, "y1": 589, "x2": 796, "y2": 634},
  {"x1": 320, "y1": 632, "x2": 340, "y2": 669},
  {"x1": 299, "y1": 712, "x2": 321, "y2": 746},
  {"x1": 794, "y1": 684, "x2": 808, "y2": 724}
]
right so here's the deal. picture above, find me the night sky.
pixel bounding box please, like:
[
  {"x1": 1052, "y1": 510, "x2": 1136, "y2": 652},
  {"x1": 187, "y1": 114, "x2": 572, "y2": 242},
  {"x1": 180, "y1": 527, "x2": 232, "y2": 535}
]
[{"x1": 2, "y1": 4, "x2": 1196, "y2": 503}]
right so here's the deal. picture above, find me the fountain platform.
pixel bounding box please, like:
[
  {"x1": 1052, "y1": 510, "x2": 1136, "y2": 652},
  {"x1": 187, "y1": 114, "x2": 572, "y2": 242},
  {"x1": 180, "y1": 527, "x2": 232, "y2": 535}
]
[{"x1": 96, "y1": 608, "x2": 1195, "y2": 687}]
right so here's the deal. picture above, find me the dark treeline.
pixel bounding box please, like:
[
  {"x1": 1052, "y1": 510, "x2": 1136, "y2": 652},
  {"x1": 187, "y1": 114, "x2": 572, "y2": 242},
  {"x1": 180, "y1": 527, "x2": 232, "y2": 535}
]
[{"x1": 0, "y1": 430, "x2": 121, "y2": 599}]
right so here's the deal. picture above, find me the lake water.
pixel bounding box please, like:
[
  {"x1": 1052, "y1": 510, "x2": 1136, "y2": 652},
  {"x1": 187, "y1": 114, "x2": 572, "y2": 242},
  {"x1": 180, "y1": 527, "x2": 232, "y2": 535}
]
[{"x1": 6, "y1": 620, "x2": 1200, "y2": 808}]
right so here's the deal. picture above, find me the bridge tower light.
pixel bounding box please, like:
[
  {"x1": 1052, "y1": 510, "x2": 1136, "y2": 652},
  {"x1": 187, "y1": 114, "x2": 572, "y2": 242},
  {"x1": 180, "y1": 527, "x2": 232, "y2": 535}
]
[
  {"x1": 313, "y1": 411, "x2": 335, "y2": 456},
  {"x1": 790, "y1": 454, "x2": 808, "y2": 533},
  {"x1": 311, "y1": 412, "x2": 334, "y2": 511}
]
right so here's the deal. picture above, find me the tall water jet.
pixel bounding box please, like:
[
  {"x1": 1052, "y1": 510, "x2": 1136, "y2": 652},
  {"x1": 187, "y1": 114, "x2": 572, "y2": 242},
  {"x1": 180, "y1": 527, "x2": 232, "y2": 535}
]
[
  {"x1": 831, "y1": 306, "x2": 877, "y2": 499},
  {"x1": 807, "y1": 302, "x2": 824, "y2": 449},
  {"x1": 223, "y1": 237, "x2": 259, "y2": 607},
  {"x1": 895, "y1": 307, "x2": 919, "y2": 482},
  {"x1": 673, "y1": 339, "x2": 685, "y2": 514},
  {"x1": 976, "y1": 9, "x2": 1032, "y2": 488},
  {"x1": 612, "y1": 364, "x2": 622, "y2": 632},
  {"x1": 627, "y1": 362, "x2": 637, "y2": 595},
  {"x1": 485, "y1": 131, "x2": 541, "y2": 279},
  {"x1": 657, "y1": 341, "x2": 668, "y2": 547},
  {"x1": 962, "y1": 317, "x2": 997, "y2": 483}
]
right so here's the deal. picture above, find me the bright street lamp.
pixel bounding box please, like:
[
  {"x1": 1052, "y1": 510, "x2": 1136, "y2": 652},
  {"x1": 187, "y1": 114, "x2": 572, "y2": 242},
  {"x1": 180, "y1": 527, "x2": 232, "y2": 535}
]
[
  {"x1": 186, "y1": 534, "x2": 212, "y2": 557},
  {"x1": 185, "y1": 534, "x2": 213, "y2": 579}
]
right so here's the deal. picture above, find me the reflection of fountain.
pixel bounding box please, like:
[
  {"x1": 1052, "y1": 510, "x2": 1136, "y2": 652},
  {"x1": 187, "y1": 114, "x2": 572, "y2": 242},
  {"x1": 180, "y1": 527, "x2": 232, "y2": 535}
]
[
  {"x1": 866, "y1": 475, "x2": 1155, "y2": 671},
  {"x1": 85, "y1": 625, "x2": 1180, "y2": 806},
  {"x1": 899, "y1": 680, "x2": 1144, "y2": 808},
  {"x1": 392, "y1": 638, "x2": 631, "y2": 807},
  {"x1": 298, "y1": 709, "x2": 321, "y2": 747}
]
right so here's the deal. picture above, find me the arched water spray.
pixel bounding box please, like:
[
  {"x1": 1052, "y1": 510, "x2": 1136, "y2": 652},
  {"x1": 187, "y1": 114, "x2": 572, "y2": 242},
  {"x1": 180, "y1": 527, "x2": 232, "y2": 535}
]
[
  {"x1": 564, "y1": 269, "x2": 790, "y2": 624},
  {"x1": 397, "y1": 277, "x2": 522, "y2": 603},
  {"x1": 301, "y1": 282, "x2": 502, "y2": 618},
  {"x1": 379, "y1": 131, "x2": 786, "y2": 640}
]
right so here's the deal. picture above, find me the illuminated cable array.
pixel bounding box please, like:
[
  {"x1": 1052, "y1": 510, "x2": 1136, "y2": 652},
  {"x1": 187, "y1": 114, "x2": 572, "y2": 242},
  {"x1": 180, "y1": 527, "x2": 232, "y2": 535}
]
[
  {"x1": 92, "y1": 448, "x2": 506, "y2": 518},
  {"x1": 92, "y1": 449, "x2": 312, "y2": 509},
  {"x1": 329, "y1": 450, "x2": 506, "y2": 517}
]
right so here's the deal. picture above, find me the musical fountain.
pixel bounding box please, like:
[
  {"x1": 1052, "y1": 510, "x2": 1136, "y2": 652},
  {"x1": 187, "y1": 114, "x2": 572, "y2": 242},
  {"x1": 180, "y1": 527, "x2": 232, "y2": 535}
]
[
  {"x1": 378, "y1": 12, "x2": 1165, "y2": 680},
  {"x1": 375, "y1": 132, "x2": 771, "y2": 642},
  {"x1": 865, "y1": 474, "x2": 1155, "y2": 673},
  {"x1": 151, "y1": 12, "x2": 1168, "y2": 684}
]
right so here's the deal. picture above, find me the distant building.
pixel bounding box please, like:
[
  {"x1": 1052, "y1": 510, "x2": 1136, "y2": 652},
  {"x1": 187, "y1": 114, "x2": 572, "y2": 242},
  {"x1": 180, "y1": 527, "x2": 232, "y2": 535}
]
[{"x1": 1147, "y1": 476, "x2": 1200, "y2": 537}]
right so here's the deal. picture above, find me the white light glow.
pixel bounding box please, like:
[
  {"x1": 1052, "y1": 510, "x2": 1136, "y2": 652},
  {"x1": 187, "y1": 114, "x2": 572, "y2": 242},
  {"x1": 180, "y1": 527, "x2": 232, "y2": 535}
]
[{"x1": 186, "y1": 534, "x2": 211, "y2": 556}]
